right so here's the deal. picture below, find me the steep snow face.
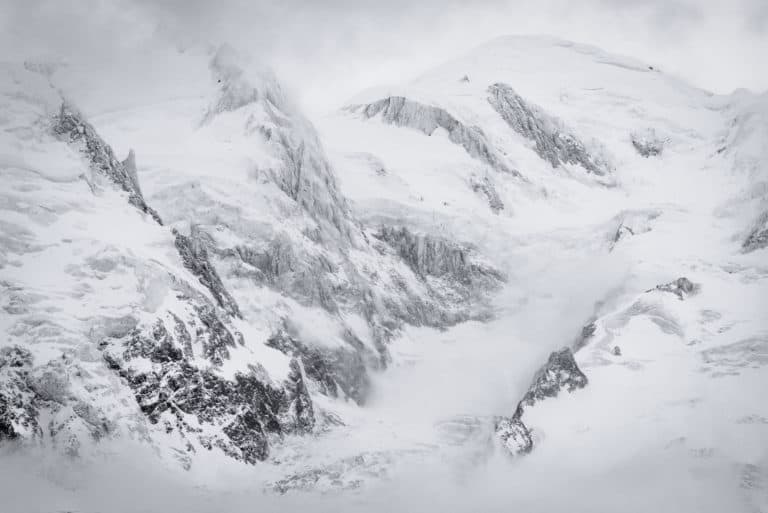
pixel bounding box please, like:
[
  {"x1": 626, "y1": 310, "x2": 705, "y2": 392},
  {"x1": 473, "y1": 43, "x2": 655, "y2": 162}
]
[
  {"x1": 0, "y1": 63, "x2": 330, "y2": 466},
  {"x1": 2, "y1": 35, "x2": 768, "y2": 512},
  {"x1": 301, "y1": 35, "x2": 768, "y2": 510},
  {"x1": 0, "y1": 45, "x2": 509, "y2": 470}
]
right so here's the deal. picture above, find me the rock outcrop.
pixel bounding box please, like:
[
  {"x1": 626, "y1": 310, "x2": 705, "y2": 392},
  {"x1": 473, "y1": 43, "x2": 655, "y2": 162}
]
[
  {"x1": 53, "y1": 104, "x2": 162, "y2": 224},
  {"x1": 743, "y1": 211, "x2": 768, "y2": 252},
  {"x1": 0, "y1": 346, "x2": 41, "y2": 441},
  {"x1": 652, "y1": 277, "x2": 700, "y2": 300},
  {"x1": 101, "y1": 315, "x2": 317, "y2": 463},
  {"x1": 470, "y1": 175, "x2": 505, "y2": 213},
  {"x1": 266, "y1": 330, "x2": 372, "y2": 405},
  {"x1": 374, "y1": 226, "x2": 503, "y2": 286},
  {"x1": 630, "y1": 129, "x2": 666, "y2": 157},
  {"x1": 174, "y1": 227, "x2": 241, "y2": 318},
  {"x1": 494, "y1": 416, "x2": 533, "y2": 456},
  {"x1": 351, "y1": 96, "x2": 519, "y2": 176},
  {"x1": 487, "y1": 82, "x2": 609, "y2": 175},
  {"x1": 518, "y1": 347, "x2": 588, "y2": 410},
  {"x1": 496, "y1": 347, "x2": 587, "y2": 456}
]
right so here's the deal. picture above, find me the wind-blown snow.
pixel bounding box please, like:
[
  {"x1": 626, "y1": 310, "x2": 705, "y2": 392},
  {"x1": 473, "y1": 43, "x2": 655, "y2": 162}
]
[{"x1": 1, "y1": 35, "x2": 767, "y2": 513}]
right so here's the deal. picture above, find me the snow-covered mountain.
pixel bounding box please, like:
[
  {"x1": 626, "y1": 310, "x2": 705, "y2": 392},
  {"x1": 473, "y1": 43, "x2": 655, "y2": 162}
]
[{"x1": 1, "y1": 36, "x2": 766, "y2": 512}]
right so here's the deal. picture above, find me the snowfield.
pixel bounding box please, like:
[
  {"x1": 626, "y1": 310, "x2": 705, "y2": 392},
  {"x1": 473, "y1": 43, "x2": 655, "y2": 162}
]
[{"x1": 0, "y1": 36, "x2": 766, "y2": 513}]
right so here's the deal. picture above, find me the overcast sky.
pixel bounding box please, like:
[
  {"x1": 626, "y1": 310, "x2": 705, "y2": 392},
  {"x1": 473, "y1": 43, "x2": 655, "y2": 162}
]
[{"x1": 2, "y1": 0, "x2": 767, "y2": 113}]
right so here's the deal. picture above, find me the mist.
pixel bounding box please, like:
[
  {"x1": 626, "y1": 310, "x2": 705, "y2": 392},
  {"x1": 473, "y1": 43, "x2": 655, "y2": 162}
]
[
  {"x1": 1, "y1": 1, "x2": 766, "y2": 511},
  {"x1": 2, "y1": 0, "x2": 767, "y2": 115}
]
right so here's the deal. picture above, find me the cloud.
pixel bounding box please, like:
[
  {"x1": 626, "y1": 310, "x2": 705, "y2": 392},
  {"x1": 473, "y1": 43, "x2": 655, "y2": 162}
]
[{"x1": 1, "y1": 0, "x2": 766, "y2": 112}]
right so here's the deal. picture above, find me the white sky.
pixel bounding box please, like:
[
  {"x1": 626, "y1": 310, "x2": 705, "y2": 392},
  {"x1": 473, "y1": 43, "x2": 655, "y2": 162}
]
[{"x1": 2, "y1": 0, "x2": 767, "y2": 114}]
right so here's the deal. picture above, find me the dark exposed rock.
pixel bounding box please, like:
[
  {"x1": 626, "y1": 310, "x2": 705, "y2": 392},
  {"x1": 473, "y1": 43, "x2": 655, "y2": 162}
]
[
  {"x1": 53, "y1": 103, "x2": 162, "y2": 224},
  {"x1": 652, "y1": 277, "x2": 700, "y2": 300},
  {"x1": 519, "y1": 347, "x2": 588, "y2": 410},
  {"x1": 613, "y1": 345, "x2": 622, "y2": 356},
  {"x1": 266, "y1": 330, "x2": 371, "y2": 405},
  {"x1": 374, "y1": 226, "x2": 504, "y2": 286},
  {"x1": 630, "y1": 130, "x2": 665, "y2": 157},
  {"x1": 0, "y1": 346, "x2": 39, "y2": 441},
  {"x1": 173, "y1": 228, "x2": 241, "y2": 318},
  {"x1": 104, "y1": 329, "x2": 312, "y2": 464},
  {"x1": 284, "y1": 358, "x2": 315, "y2": 434},
  {"x1": 487, "y1": 82, "x2": 609, "y2": 175},
  {"x1": 743, "y1": 211, "x2": 768, "y2": 252},
  {"x1": 353, "y1": 96, "x2": 519, "y2": 176},
  {"x1": 496, "y1": 347, "x2": 587, "y2": 456},
  {"x1": 194, "y1": 305, "x2": 238, "y2": 365}
]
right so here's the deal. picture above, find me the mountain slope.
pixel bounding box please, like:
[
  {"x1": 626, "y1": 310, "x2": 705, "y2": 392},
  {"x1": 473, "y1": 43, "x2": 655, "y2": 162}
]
[{"x1": 1, "y1": 36, "x2": 767, "y2": 512}]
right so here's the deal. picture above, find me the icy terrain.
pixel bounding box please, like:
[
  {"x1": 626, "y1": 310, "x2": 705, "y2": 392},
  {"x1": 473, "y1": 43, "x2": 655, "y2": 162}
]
[{"x1": 1, "y1": 36, "x2": 767, "y2": 512}]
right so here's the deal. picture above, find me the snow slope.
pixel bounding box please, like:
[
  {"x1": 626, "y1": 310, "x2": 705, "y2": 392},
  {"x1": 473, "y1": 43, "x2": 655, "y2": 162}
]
[{"x1": 0, "y1": 35, "x2": 766, "y2": 512}]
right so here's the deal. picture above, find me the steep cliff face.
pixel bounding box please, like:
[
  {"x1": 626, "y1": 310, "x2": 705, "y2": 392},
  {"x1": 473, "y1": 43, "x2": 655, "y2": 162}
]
[
  {"x1": 0, "y1": 48, "x2": 510, "y2": 469},
  {"x1": 52, "y1": 104, "x2": 162, "y2": 224},
  {"x1": 0, "y1": 64, "x2": 334, "y2": 464}
]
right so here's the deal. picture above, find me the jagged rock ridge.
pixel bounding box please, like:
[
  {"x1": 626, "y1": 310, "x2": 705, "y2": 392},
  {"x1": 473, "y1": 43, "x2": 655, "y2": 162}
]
[
  {"x1": 496, "y1": 347, "x2": 588, "y2": 456},
  {"x1": 487, "y1": 82, "x2": 610, "y2": 175},
  {"x1": 350, "y1": 96, "x2": 519, "y2": 176},
  {"x1": 53, "y1": 104, "x2": 162, "y2": 224}
]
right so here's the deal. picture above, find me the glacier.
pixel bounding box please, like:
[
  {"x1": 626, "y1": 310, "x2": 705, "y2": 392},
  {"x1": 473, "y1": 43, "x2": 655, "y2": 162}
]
[{"x1": 0, "y1": 35, "x2": 767, "y2": 513}]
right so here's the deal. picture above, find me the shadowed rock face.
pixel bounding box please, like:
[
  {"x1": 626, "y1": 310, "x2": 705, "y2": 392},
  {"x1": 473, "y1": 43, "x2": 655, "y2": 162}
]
[
  {"x1": 487, "y1": 82, "x2": 609, "y2": 175},
  {"x1": 743, "y1": 211, "x2": 768, "y2": 252},
  {"x1": 652, "y1": 277, "x2": 700, "y2": 300},
  {"x1": 174, "y1": 228, "x2": 241, "y2": 319},
  {"x1": 353, "y1": 96, "x2": 519, "y2": 176},
  {"x1": 53, "y1": 104, "x2": 163, "y2": 224},
  {"x1": 103, "y1": 321, "x2": 316, "y2": 464}
]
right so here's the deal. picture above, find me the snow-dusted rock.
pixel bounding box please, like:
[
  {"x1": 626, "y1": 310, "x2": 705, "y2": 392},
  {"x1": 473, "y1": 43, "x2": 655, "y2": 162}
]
[
  {"x1": 630, "y1": 128, "x2": 666, "y2": 157},
  {"x1": 488, "y1": 82, "x2": 610, "y2": 175},
  {"x1": 652, "y1": 277, "x2": 700, "y2": 300},
  {"x1": 743, "y1": 211, "x2": 768, "y2": 252},
  {"x1": 494, "y1": 416, "x2": 533, "y2": 456},
  {"x1": 53, "y1": 104, "x2": 162, "y2": 224},
  {"x1": 519, "y1": 347, "x2": 588, "y2": 410},
  {"x1": 351, "y1": 96, "x2": 518, "y2": 176}
]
